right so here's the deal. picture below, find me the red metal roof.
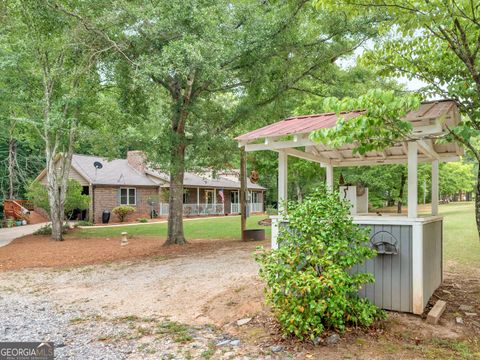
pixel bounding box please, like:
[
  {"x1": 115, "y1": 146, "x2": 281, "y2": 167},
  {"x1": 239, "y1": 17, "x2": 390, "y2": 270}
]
[{"x1": 236, "y1": 100, "x2": 457, "y2": 142}]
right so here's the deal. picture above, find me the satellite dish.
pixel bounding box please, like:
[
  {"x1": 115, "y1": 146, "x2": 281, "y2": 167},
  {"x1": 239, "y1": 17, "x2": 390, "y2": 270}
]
[{"x1": 93, "y1": 161, "x2": 103, "y2": 169}]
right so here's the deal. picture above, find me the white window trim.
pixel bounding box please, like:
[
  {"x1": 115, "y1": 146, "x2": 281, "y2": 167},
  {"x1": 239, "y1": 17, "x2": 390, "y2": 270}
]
[{"x1": 120, "y1": 187, "x2": 137, "y2": 206}]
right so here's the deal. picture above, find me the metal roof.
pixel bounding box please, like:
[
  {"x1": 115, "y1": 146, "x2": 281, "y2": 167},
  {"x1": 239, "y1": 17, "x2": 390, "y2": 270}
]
[
  {"x1": 236, "y1": 100, "x2": 462, "y2": 167},
  {"x1": 236, "y1": 100, "x2": 457, "y2": 142}
]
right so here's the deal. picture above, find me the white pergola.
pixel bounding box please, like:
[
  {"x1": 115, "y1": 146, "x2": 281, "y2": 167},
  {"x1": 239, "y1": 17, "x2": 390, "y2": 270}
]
[
  {"x1": 237, "y1": 100, "x2": 462, "y2": 218},
  {"x1": 236, "y1": 100, "x2": 463, "y2": 315}
]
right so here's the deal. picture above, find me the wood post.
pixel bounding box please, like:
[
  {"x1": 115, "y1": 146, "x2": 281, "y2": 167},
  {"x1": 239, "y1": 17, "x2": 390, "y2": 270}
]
[
  {"x1": 431, "y1": 160, "x2": 439, "y2": 216},
  {"x1": 278, "y1": 151, "x2": 288, "y2": 212},
  {"x1": 240, "y1": 147, "x2": 247, "y2": 240},
  {"x1": 408, "y1": 141, "x2": 418, "y2": 218},
  {"x1": 326, "y1": 164, "x2": 334, "y2": 190}
]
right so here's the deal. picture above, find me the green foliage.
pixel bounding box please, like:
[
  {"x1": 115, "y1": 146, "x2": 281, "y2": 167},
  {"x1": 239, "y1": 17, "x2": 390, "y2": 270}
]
[
  {"x1": 310, "y1": 89, "x2": 421, "y2": 155},
  {"x1": 33, "y1": 224, "x2": 67, "y2": 236},
  {"x1": 137, "y1": 218, "x2": 149, "y2": 223},
  {"x1": 76, "y1": 220, "x2": 93, "y2": 227},
  {"x1": 112, "y1": 205, "x2": 136, "y2": 222},
  {"x1": 27, "y1": 179, "x2": 89, "y2": 218},
  {"x1": 440, "y1": 162, "x2": 475, "y2": 198},
  {"x1": 256, "y1": 189, "x2": 384, "y2": 340}
]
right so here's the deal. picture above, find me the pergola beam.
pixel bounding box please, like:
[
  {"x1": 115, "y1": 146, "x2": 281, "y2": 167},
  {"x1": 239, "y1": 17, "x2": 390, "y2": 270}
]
[
  {"x1": 331, "y1": 155, "x2": 459, "y2": 167},
  {"x1": 283, "y1": 148, "x2": 332, "y2": 165},
  {"x1": 417, "y1": 139, "x2": 440, "y2": 160},
  {"x1": 244, "y1": 137, "x2": 316, "y2": 152}
]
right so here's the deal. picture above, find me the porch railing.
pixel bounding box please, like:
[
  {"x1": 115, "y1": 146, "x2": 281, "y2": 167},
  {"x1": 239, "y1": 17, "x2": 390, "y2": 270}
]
[
  {"x1": 159, "y1": 202, "x2": 263, "y2": 216},
  {"x1": 230, "y1": 203, "x2": 263, "y2": 214},
  {"x1": 159, "y1": 203, "x2": 225, "y2": 216}
]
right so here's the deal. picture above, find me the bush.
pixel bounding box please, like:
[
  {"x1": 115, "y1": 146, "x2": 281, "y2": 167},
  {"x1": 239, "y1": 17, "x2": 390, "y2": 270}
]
[
  {"x1": 76, "y1": 220, "x2": 93, "y2": 227},
  {"x1": 137, "y1": 218, "x2": 149, "y2": 223},
  {"x1": 265, "y1": 205, "x2": 278, "y2": 216},
  {"x1": 256, "y1": 188, "x2": 384, "y2": 340},
  {"x1": 33, "y1": 224, "x2": 68, "y2": 236},
  {"x1": 112, "y1": 205, "x2": 136, "y2": 222},
  {"x1": 27, "y1": 179, "x2": 89, "y2": 217}
]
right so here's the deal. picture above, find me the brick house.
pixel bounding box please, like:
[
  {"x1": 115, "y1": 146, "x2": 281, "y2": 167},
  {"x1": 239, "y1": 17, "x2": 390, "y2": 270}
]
[{"x1": 35, "y1": 151, "x2": 266, "y2": 223}]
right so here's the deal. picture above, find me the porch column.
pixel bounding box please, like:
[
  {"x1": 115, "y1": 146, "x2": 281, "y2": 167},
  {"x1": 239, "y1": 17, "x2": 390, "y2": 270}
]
[
  {"x1": 408, "y1": 141, "x2": 418, "y2": 218},
  {"x1": 88, "y1": 184, "x2": 94, "y2": 223},
  {"x1": 197, "y1": 187, "x2": 200, "y2": 215},
  {"x1": 431, "y1": 160, "x2": 439, "y2": 216},
  {"x1": 213, "y1": 188, "x2": 217, "y2": 213},
  {"x1": 325, "y1": 164, "x2": 334, "y2": 190},
  {"x1": 278, "y1": 151, "x2": 288, "y2": 212}
]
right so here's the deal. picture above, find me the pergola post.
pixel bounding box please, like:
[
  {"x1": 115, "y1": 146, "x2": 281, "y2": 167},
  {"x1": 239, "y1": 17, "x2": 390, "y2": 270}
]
[
  {"x1": 278, "y1": 151, "x2": 288, "y2": 212},
  {"x1": 408, "y1": 141, "x2": 418, "y2": 218},
  {"x1": 325, "y1": 164, "x2": 334, "y2": 190},
  {"x1": 431, "y1": 160, "x2": 439, "y2": 216}
]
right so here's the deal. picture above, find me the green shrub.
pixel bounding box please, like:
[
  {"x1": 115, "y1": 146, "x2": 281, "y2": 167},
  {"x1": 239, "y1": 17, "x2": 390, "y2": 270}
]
[
  {"x1": 27, "y1": 179, "x2": 89, "y2": 218},
  {"x1": 76, "y1": 220, "x2": 93, "y2": 227},
  {"x1": 112, "y1": 205, "x2": 136, "y2": 222},
  {"x1": 137, "y1": 218, "x2": 149, "y2": 223},
  {"x1": 265, "y1": 206, "x2": 278, "y2": 216},
  {"x1": 256, "y1": 188, "x2": 384, "y2": 340},
  {"x1": 34, "y1": 224, "x2": 68, "y2": 235}
]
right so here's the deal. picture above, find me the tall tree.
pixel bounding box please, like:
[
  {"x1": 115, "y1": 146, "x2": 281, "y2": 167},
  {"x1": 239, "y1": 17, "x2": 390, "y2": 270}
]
[
  {"x1": 318, "y1": 0, "x2": 480, "y2": 235},
  {"x1": 3, "y1": 1, "x2": 105, "y2": 240},
  {"x1": 107, "y1": 0, "x2": 383, "y2": 245}
]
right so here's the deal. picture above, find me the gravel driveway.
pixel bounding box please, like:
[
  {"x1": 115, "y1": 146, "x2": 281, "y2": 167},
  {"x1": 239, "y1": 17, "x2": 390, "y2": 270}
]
[{"x1": 0, "y1": 242, "x2": 272, "y2": 359}]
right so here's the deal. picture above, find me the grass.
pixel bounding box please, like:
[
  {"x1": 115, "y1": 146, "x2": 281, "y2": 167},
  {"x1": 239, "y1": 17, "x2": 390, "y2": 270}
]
[
  {"x1": 436, "y1": 202, "x2": 480, "y2": 269},
  {"x1": 72, "y1": 202, "x2": 479, "y2": 268},
  {"x1": 156, "y1": 320, "x2": 194, "y2": 343},
  {"x1": 72, "y1": 214, "x2": 270, "y2": 239}
]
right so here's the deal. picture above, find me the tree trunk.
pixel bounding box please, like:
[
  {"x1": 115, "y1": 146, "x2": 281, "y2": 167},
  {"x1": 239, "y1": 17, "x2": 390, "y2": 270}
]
[
  {"x1": 165, "y1": 139, "x2": 187, "y2": 245},
  {"x1": 397, "y1": 169, "x2": 406, "y2": 214},
  {"x1": 7, "y1": 137, "x2": 16, "y2": 199},
  {"x1": 475, "y1": 166, "x2": 480, "y2": 238},
  {"x1": 294, "y1": 179, "x2": 303, "y2": 203}
]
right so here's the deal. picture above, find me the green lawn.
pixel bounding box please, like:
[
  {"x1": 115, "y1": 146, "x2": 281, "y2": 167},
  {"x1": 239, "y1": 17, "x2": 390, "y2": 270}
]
[
  {"x1": 438, "y1": 202, "x2": 480, "y2": 269},
  {"x1": 73, "y1": 203, "x2": 480, "y2": 270},
  {"x1": 72, "y1": 215, "x2": 271, "y2": 239}
]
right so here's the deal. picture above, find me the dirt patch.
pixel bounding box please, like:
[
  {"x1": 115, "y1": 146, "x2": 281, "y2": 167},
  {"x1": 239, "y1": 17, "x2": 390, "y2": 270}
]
[{"x1": 0, "y1": 233, "x2": 265, "y2": 271}]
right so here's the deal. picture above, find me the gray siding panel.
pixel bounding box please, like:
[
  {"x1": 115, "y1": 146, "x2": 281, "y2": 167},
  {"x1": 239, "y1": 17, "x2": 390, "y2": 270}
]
[
  {"x1": 356, "y1": 224, "x2": 413, "y2": 313},
  {"x1": 422, "y1": 220, "x2": 443, "y2": 308}
]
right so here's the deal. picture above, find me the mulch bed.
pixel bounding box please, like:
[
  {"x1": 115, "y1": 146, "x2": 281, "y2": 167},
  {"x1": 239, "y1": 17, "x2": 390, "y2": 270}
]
[{"x1": 0, "y1": 233, "x2": 262, "y2": 271}]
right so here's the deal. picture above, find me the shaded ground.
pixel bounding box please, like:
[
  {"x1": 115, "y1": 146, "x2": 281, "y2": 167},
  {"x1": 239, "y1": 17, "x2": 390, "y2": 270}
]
[
  {"x1": 0, "y1": 234, "x2": 259, "y2": 271},
  {"x1": 1, "y1": 239, "x2": 479, "y2": 359},
  {"x1": 1, "y1": 203, "x2": 479, "y2": 358}
]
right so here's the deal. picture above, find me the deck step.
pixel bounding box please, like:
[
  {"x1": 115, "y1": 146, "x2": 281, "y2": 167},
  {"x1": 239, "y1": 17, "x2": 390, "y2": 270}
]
[{"x1": 427, "y1": 300, "x2": 447, "y2": 325}]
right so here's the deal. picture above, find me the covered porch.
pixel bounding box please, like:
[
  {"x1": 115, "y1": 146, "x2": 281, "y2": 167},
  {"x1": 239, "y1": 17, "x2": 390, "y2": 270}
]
[
  {"x1": 236, "y1": 100, "x2": 463, "y2": 315},
  {"x1": 159, "y1": 187, "x2": 264, "y2": 216}
]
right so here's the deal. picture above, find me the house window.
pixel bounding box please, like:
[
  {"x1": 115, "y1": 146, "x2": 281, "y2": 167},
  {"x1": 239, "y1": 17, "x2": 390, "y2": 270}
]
[
  {"x1": 183, "y1": 191, "x2": 189, "y2": 204},
  {"x1": 251, "y1": 192, "x2": 259, "y2": 203},
  {"x1": 120, "y1": 188, "x2": 136, "y2": 205},
  {"x1": 230, "y1": 191, "x2": 239, "y2": 204}
]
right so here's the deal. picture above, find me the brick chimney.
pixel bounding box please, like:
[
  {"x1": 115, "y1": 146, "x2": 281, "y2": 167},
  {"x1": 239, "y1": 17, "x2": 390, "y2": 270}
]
[{"x1": 127, "y1": 151, "x2": 146, "y2": 173}]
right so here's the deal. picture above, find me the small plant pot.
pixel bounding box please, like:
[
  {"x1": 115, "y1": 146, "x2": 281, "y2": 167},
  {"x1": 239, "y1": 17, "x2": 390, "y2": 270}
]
[{"x1": 15, "y1": 220, "x2": 22, "y2": 226}]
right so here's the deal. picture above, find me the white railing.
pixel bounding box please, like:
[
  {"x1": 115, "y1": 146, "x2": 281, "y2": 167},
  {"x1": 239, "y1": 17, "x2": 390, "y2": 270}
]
[
  {"x1": 231, "y1": 203, "x2": 240, "y2": 214},
  {"x1": 159, "y1": 202, "x2": 263, "y2": 216},
  {"x1": 230, "y1": 203, "x2": 263, "y2": 214},
  {"x1": 249, "y1": 202, "x2": 263, "y2": 213},
  {"x1": 159, "y1": 203, "x2": 225, "y2": 216}
]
